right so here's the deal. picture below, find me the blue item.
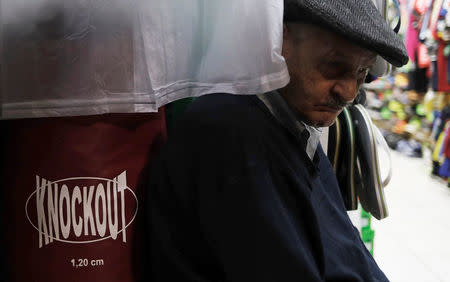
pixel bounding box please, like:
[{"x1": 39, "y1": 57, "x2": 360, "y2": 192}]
[
  {"x1": 439, "y1": 158, "x2": 450, "y2": 178},
  {"x1": 447, "y1": 53, "x2": 450, "y2": 83},
  {"x1": 432, "y1": 61, "x2": 439, "y2": 91},
  {"x1": 396, "y1": 140, "x2": 422, "y2": 158}
]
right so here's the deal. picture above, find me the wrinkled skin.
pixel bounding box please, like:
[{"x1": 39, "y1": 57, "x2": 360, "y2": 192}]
[{"x1": 280, "y1": 23, "x2": 377, "y2": 127}]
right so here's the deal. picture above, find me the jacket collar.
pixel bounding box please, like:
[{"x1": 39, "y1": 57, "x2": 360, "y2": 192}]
[{"x1": 257, "y1": 91, "x2": 323, "y2": 160}]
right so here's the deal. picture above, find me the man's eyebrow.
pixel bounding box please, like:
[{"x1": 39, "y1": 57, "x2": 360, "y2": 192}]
[
  {"x1": 327, "y1": 50, "x2": 377, "y2": 67},
  {"x1": 326, "y1": 50, "x2": 351, "y2": 60}
]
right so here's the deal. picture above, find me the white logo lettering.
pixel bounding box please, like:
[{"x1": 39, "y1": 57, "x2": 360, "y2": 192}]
[{"x1": 25, "y1": 171, "x2": 138, "y2": 248}]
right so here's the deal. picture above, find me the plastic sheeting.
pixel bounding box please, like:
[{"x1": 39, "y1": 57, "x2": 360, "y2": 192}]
[{"x1": 0, "y1": 0, "x2": 288, "y2": 119}]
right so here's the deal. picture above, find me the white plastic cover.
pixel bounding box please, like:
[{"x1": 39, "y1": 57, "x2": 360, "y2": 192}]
[{"x1": 0, "y1": 0, "x2": 288, "y2": 119}]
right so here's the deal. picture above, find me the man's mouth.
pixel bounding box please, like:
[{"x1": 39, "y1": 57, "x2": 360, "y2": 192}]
[{"x1": 316, "y1": 105, "x2": 343, "y2": 113}]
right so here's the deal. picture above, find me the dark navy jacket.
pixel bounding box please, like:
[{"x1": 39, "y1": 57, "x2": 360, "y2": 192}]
[{"x1": 147, "y1": 93, "x2": 388, "y2": 281}]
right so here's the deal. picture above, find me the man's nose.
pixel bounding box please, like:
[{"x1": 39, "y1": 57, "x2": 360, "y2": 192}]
[{"x1": 330, "y1": 79, "x2": 358, "y2": 103}]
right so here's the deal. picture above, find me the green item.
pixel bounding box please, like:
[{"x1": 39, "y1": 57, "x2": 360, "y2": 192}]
[
  {"x1": 397, "y1": 110, "x2": 407, "y2": 120},
  {"x1": 361, "y1": 226, "x2": 375, "y2": 255},
  {"x1": 388, "y1": 100, "x2": 403, "y2": 113},
  {"x1": 380, "y1": 107, "x2": 392, "y2": 120},
  {"x1": 416, "y1": 104, "x2": 426, "y2": 116},
  {"x1": 360, "y1": 207, "x2": 375, "y2": 255},
  {"x1": 444, "y1": 45, "x2": 450, "y2": 57},
  {"x1": 383, "y1": 89, "x2": 393, "y2": 100},
  {"x1": 361, "y1": 208, "x2": 371, "y2": 219},
  {"x1": 409, "y1": 116, "x2": 422, "y2": 129},
  {"x1": 427, "y1": 112, "x2": 434, "y2": 123},
  {"x1": 363, "y1": 240, "x2": 374, "y2": 256},
  {"x1": 361, "y1": 226, "x2": 375, "y2": 242}
]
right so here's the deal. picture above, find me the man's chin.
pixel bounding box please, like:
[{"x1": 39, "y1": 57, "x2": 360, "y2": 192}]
[
  {"x1": 314, "y1": 120, "x2": 336, "y2": 128},
  {"x1": 304, "y1": 115, "x2": 339, "y2": 128}
]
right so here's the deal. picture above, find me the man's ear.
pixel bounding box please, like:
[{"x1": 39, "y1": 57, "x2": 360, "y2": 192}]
[
  {"x1": 283, "y1": 24, "x2": 288, "y2": 40},
  {"x1": 282, "y1": 24, "x2": 290, "y2": 57}
]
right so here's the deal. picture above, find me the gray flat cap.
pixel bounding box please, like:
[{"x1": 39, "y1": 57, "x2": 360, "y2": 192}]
[{"x1": 284, "y1": 0, "x2": 409, "y2": 67}]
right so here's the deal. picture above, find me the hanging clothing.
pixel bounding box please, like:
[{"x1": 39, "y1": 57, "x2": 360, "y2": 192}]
[
  {"x1": 433, "y1": 124, "x2": 447, "y2": 160},
  {"x1": 442, "y1": 120, "x2": 450, "y2": 158},
  {"x1": 147, "y1": 93, "x2": 388, "y2": 282},
  {"x1": 430, "y1": 0, "x2": 445, "y2": 39},
  {"x1": 408, "y1": 64, "x2": 430, "y2": 92},
  {"x1": 437, "y1": 43, "x2": 450, "y2": 91},
  {"x1": 431, "y1": 60, "x2": 440, "y2": 90},
  {"x1": 406, "y1": 13, "x2": 421, "y2": 62},
  {"x1": 405, "y1": 0, "x2": 432, "y2": 62},
  {"x1": 439, "y1": 121, "x2": 450, "y2": 177},
  {"x1": 0, "y1": 0, "x2": 288, "y2": 119},
  {"x1": 418, "y1": 42, "x2": 432, "y2": 68},
  {"x1": 419, "y1": 0, "x2": 435, "y2": 42}
]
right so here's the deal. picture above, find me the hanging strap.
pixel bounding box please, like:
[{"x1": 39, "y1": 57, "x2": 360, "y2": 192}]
[{"x1": 373, "y1": 125, "x2": 393, "y2": 187}]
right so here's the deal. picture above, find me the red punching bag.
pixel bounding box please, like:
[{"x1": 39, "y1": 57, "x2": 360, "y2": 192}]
[{"x1": 0, "y1": 112, "x2": 167, "y2": 282}]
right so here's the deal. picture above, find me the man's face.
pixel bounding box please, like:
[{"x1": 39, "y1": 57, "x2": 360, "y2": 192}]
[{"x1": 281, "y1": 23, "x2": 377, "y2": 127}]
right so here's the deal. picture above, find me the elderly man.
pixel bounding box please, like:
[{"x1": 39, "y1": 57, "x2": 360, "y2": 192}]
[{"x1": 147, "y1": 0, "x2": 408, "y2": 281}]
